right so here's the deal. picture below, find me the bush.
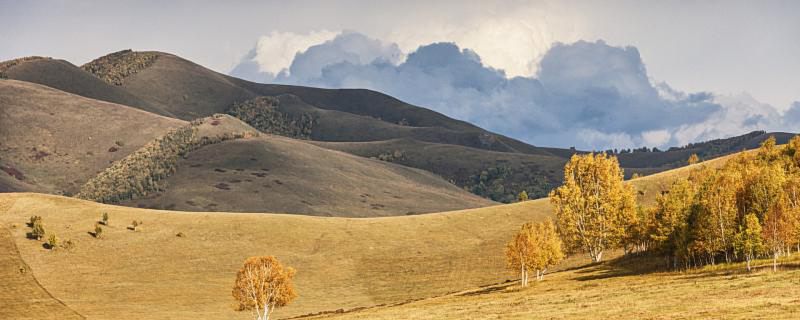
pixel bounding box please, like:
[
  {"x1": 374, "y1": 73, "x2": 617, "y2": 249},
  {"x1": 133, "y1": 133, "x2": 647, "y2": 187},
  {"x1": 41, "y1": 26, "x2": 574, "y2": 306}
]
[
  {"x1": 47, "y1": 233, "x2": 59, "y2": 250},
  {"x1": 93, "y1": 224, "x2": 103, "y2": 239},
  {"x1": 131, "y1": 220, "x2": 142, "y2": 231},
  {"x1": 30, "y1": 217, "x2": 46, "y2": 241},
  {"x1": 176, "y1": 232, "x2": 186, "y2": 238},
  {"x1": 101, "y1": 212, "x2": 109, "y2": 225}
]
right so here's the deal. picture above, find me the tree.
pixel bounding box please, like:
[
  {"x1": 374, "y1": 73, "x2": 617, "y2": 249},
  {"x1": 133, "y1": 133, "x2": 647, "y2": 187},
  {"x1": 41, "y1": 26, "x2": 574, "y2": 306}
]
[
  {"x1": 518, "y1": 190, "x2": 529, "y2": 202},
  {"x1": 550, "y1": 153, "x2": 637, "y2": 262},
  {"x1": 734, "y1": 213, "x2": 763, "y2": 272},
  {"x1": 506, "y1": 223, "x2": 535, "y2": 287},
  {"x1": 232, "y1": 256, "x2": 297, "y2": 320},
  {"x1": 688, "y1": 153, "x2": 700, "y2": 165},
  {"x1": 31, "y1": 217, "x2": 46, "y2": 241},
  {"x1": 763, "y1": 199, "x2": 791, "y2": 271},
  {"x1": 533, "y1": 220, "x2": 565, "y2": 280},
  {"x1": 101, "y1": 212, "x2": 109, "y2": 225},
  {"x1": 505, "y1": 221, "x2": 564, "y2": 286},
  {"x1": 651, "y1": 179, "x2": 696, "y2": 268}
]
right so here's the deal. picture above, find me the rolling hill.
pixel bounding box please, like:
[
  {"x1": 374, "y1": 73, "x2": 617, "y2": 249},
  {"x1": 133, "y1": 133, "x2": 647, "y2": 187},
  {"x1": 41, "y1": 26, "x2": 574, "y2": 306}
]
[
  {"x1": 1, "y1": 51, "x2": 793, "y2": 206},
  {"x1": 0, "y1": 80, "x2": 185, "y2": 195},
  {"x1": 0, "y1": 80, "x2": 489, "y2": 216},
  {"x1": 0, "y1": 153, "x2": 729, "y2": 319}
]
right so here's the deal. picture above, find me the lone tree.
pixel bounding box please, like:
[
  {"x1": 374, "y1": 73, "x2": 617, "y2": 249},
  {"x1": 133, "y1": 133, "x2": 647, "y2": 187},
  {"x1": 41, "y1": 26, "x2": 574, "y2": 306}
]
[
  {"x1": 518, "y1": 190, "x2": 529, "y2": 202},
  {"x1": 232, "y1": 256, "x2": 297, "y2": 320},
  {"x1": 688, "y1": 153, "x2": 700, "y2": 165},
  {"x1": 505, "y1": 220, "x2": 564, "y2": 287},
  {"x1": 550, "y1": 153, "x2": 637, "y2": 262},
  {"x1": 101, "y1": 212, "x2": 109, "y2": 225}
]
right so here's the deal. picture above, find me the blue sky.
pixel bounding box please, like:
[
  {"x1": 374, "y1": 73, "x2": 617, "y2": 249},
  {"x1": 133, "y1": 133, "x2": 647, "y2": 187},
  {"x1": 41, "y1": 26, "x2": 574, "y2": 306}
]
[{"x1": 2, "y1": 0, "x2": 798, "y2": 149}]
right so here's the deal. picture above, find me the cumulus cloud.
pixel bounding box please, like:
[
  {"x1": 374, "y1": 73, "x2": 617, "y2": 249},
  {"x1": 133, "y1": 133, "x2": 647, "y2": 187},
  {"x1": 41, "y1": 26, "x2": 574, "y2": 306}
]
[
  {"x1": 230, "y1": 30, "x2": 339, "y2": 82},
  {"x1": 230, "y1": 32, "x2": 798, "y2": 150}
]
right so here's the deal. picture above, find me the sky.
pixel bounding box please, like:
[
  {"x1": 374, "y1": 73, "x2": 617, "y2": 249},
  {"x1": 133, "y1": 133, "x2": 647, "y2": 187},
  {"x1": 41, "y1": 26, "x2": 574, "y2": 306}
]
[{"x1": 2, "y1": 0, "x2": 799, "y2": 150}]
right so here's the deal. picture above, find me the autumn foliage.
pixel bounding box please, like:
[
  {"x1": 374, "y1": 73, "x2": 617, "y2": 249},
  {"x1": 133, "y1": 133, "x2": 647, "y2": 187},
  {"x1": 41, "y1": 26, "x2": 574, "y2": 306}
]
[
  {"x1": 232, "y1": 256, "x2": 297, "y2": 320},
  {"x1": 505, "y1": 220, "x2": 564, "y2": 286},
  {"x1": 549, "y1": 153, "x2": 637, "y2": 262},
  {"x1": 641, "y1": 135, "x2": 800, "y2": 271}
]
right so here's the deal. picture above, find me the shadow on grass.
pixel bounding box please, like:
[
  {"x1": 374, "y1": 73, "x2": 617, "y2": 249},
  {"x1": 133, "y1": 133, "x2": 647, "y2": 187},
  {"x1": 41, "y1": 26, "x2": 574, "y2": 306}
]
[{"x1": 573, "y1": 253, "x2": 666, "y2": 281}]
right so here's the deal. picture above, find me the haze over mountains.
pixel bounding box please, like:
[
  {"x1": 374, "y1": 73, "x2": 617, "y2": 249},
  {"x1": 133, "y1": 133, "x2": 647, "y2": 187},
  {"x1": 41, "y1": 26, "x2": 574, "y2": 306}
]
[{"x1": 0, "y1": 49, "x2": 794, "y2": 213}]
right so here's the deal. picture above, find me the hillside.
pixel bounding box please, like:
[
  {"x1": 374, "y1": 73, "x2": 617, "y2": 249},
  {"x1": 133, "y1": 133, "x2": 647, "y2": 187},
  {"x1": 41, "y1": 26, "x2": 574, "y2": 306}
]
[
  {"x1": 117, "y1": 134, "x2": 493, "y2": 216},
  {"x1": 0, "y1": 80, "x2": 489, "y2": 215},
  {"x1": 0, "y1": 155, "x2": 726, "y2": 319},
  {"x1": 2, "y1": 50, "x2": 793, "y2": 205},
  {"x1": 0, "y1": 57, "x2": 173, "y2": 117},
  {"x1": 0, "y1": 80, "x2": 185, "y2": 195},
  {"x1": 303, "y1": 257, "x2": 800, "y2": 319},
  {"x1": 312, "y1": 138, "x2": 566, "y2": 201}
]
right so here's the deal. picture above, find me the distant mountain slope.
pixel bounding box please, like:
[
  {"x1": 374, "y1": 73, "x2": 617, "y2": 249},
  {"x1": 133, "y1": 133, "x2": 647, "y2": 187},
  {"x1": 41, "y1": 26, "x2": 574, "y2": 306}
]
[
  {"x1": 120, "y1": 134, "x2": 493, "y2": 217},
  {"x1": 0, "y1": 80, "x2": 184, "y2": 195},
  {"x1": 1, "y1": 57, "x2": 174, "y2": 117},
  {"x1": 2, "y1": 50, "x2": 794, "y2": 204},
  {"x1": 313, "y1": 138, "x2": 566, "y2": 202},
  {"x1": 75, "y1": 50, "x2": 551, "y2": 155}
]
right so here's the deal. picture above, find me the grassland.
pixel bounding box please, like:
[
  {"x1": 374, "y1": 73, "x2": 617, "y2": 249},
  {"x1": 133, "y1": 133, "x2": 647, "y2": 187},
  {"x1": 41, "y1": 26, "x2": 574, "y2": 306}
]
[
  {"x1": 0, "y1": 193, "x2": 550, "y2": 319},
  {"x1": 304, "y1": 256, "x2": 800, "y2": 319},
  {"x1": 0, "y1": 155, "x2": 739, "y2": 319}
]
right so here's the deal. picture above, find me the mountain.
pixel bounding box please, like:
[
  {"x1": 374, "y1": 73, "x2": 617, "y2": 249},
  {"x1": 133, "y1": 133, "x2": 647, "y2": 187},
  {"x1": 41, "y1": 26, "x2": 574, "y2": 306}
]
[
  {"x1": 0, "y1": 79, "x2": 489, "y2": 216},
  {"x1": 0, "y1": 80, "x2": 184, "y2": 195},
  {"x1": 1, "y1": 51, "x2": 794, "y2": 205}
]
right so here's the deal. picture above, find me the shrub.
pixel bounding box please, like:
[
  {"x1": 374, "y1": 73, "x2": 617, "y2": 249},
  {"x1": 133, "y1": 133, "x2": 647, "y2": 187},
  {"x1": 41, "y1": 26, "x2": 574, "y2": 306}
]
[
  {"x1": 47, "y1": 233, "x2": 59, "y2": 250},
  {"x1": 93, "y1": 224, "x2": 103, "y2": 239},
  {"x1": 101, "y1": 212, "x2": 109, "y2": 225},
  {"x1": 176, "y1": 232, "x2": 186, "y2": 237},
  {"x1": 30, "y1": 218, "x2": 46, "y2": 241},
  {"x1": 131, "y1": 220, "x2": 141, "y2": 231}
]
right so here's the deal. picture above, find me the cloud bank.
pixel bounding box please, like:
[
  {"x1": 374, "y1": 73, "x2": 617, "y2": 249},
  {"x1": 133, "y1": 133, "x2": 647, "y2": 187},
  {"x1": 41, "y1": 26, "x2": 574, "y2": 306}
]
[{"x1": 230, "y1": 32, "x2": 798, "y2": 150}]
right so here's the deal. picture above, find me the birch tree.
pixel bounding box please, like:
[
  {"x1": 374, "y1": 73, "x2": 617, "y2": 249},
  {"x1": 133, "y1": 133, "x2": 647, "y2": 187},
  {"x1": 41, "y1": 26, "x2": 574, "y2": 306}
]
[
  {"x1": 734, "y1": 213, "x2": 763, "y2": 272},
  {"x1": 550, "y1": 153, "x2": 637, "y2": 262},
  {"x1": 505, "y1": 221, "x2": 564, "y2": 286},
  {"x1": 232, "y1": 256, "x2": 297, "y2": 320}
]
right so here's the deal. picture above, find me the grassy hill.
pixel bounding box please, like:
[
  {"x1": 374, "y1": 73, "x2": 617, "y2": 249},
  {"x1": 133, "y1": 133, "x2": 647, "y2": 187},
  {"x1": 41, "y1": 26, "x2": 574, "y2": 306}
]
[
  {"x1": 118, "y1": 133, "x2": 493, "y2": 216},
  {"x1": 0, "y1": 80, "x2": 184, "y2": 195},
  {"x1": 3, "y1": 50, "x2": 793, "y2": 205},
  {"x1": 0, "y1": 155, "x2": 726, "y2": 319},
  {"x1": 302, "y1": 256, "x2": 800, "y2": 319}
]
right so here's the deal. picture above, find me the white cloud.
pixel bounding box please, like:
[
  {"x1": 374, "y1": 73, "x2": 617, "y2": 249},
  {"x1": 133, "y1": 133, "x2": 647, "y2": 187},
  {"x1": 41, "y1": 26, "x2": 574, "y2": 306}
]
[
  {"x1": 641, "y1": 130, "x2": 672, "y2": 147},
  {"x1": 229, "y1": 32, "x2": 796, "y2": 150},
  {"x1": 252, "y1": 30, "x2": 339, "y2": 75}
]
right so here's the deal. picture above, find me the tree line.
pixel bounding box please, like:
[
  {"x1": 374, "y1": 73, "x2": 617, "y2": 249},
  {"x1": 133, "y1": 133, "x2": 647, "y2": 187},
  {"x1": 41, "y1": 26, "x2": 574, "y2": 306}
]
[{"x1": 508, "y1": 135, "x2": 800, "y2": 285}]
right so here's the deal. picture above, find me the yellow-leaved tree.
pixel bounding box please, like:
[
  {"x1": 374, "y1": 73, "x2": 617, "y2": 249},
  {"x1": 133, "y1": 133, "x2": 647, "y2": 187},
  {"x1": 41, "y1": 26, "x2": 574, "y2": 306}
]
[
  {"x1": 688, "y1": 153, "x2": 700, "y2": 165},
  {"x1": 549, "y1": 153, "x2": 637, "y2": 262},
  {"x1": 232, "y1": 256, "x2": 297, "y2": 320},
  {"x1": 505, "y1": 220, "x2": 564, "y2": 287}
]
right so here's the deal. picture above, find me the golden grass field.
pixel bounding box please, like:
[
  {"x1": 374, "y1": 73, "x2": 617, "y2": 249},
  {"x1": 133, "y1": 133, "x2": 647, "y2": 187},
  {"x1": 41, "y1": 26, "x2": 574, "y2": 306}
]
[{"x1": 3, "y1": 154, "x2": 788, "y2": 320}]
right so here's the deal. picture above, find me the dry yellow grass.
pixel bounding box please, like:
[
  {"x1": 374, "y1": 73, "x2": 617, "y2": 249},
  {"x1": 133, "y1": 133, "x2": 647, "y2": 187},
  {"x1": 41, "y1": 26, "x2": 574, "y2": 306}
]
[
  {"x1": 0, "y1": 193, "x2": 551, "y2": 319},
  {"x1": 0, "y1": 153, "x2": 742, "y2": 319},
  {"x1": 306, "y1": 257, "x2": 800, "y2": 319}
]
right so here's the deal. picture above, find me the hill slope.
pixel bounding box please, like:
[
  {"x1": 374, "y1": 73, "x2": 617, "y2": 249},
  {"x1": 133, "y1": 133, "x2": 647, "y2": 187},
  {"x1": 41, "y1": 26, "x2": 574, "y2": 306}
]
[
  {"x1": 118, "y1": 133, "x2": 493, "y2": 216},
  {"x1": 1, "y1": 57, "x2": 173, "y2": 117},
  {"x1": 0, "y1": 80, "x2": 185, "y2": 195},
  {"x1": 0, "y1": 155, "x2": 728, "y2": 319}
]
